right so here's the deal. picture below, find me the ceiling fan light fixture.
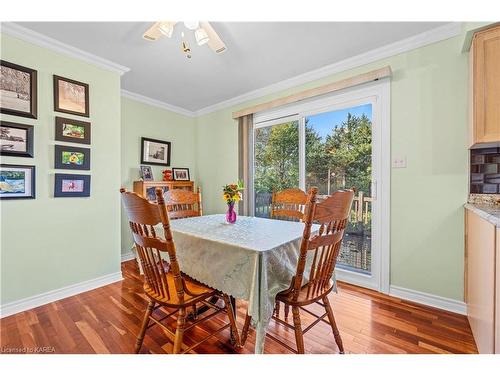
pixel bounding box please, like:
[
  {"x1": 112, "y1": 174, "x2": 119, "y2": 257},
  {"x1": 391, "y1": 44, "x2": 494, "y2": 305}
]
[
  {"x1": 158, "y1": 22, "x2": 174, "y2": 38},
  {"x1": 195, "y1": 28, "x2": 210, "y2": 46},
  {"x1": 184, "y1": 21, "x2": 199, "y2": 30}
]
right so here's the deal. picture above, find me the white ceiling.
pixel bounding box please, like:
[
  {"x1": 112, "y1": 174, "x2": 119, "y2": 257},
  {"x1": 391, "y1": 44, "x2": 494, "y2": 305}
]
[{"x1": 18, "y1": 22, "x2": 449, "y2": 112}]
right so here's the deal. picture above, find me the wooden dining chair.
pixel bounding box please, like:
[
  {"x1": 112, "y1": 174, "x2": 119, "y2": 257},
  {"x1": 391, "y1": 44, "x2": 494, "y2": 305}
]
[
  {"x1": 120, "y1": 187, "x2": 240, "y2": 354},
  {"x1": 271, "y1": 188, "x2": 308, "y2": 222},
  {"x1": 164, "y1": 187, "x2": 203, "y2": 219},
  {"x1": 242, "y1": 187, "x2": 354, "y2": 354}
]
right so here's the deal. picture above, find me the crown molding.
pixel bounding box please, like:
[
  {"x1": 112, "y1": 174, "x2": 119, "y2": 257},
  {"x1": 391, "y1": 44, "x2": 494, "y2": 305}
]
[
  {"x1": 0, "y1": 22, "x2": 130, "y2": 75},
  {"x1": 194, "y1": 22, "x2": 462, "y2": 116},
  {"x1": 121, "y1": 89, "x2": 196, "y2": 117}
]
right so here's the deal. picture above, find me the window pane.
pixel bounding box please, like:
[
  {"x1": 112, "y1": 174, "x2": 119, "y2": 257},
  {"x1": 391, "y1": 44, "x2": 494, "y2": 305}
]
[
  {"x1": 254, "y1": 121, "x2": 299, "y2": 218},
  {"x1": 305, "y1": 104, "x2": 373, "y2": 274}
]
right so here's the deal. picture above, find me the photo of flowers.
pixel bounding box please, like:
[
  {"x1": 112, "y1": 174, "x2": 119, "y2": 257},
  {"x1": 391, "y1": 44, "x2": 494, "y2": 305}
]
[
  {"x1": 0, "y1": 164, "x2": 35, "y2": 200},
  {"x1": 54, "y1": 173, "x2": 90, "y2": 197},
  {"x1": 55, "y1": 117, "x2": 91, "y2": 144},
  {"x1": 54, "y1": 145, "x2": 90, "y2": 170}
]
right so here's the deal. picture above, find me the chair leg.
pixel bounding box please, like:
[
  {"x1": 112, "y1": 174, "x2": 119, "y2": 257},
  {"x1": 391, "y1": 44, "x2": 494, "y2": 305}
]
[
  {"x1": 173, "y1": 307, "x2": 186, "y2": 354},
  {"x1": 323, "y1": 296, "x2": 344, "y2": 354},
  {"x1": 135, "y1": 300, "x2": 155, "y2": 353},
  {"x1": 292, "y1": 306, "x2": 305, "y2": 354},
  {"x1": 241, "y1": 312, "x2": 252, "y2": 345},
  {"x1": 222, "y1": 295, "x2": 241, "y2": 347},
  {"x1": 284, "y1": 304, "x2": 290, "y2": 319},
  {"x1": 274, "y1": 301, "x2": 280, "y2": 317}
]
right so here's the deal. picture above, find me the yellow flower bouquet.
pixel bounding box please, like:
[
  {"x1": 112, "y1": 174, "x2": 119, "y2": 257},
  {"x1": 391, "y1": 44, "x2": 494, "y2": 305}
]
[{"x1": 222, "y1": 180, "x2": 244, "y2": 223}]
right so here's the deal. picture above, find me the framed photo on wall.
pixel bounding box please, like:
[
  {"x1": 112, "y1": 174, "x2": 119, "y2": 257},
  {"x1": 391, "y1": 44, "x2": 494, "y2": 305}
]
[
  {"x1": 141, "y1": 137, "x2": 171, "y2": 166},
  {"x1": 0, "y1": 164, "x2": 36, "y2": 200},
  {"x1": 172, "y1": 168, "x2": 190, "y2": 181},
  {"x1": 54, "y1": 173, "x2": 91, "y2": 197},
  {"x1": 0, "y1": 121, "x2": 34, "y2": 157},
  {"x1": 55, "y1": 117, "x2": 91, "y2": 145},
  {"x1": 0, "y1": 60, "x2": 37, "y2": 119},
  {"x1": 53, "y1": 75, "x2": 89, "y2": 117},
  {"x1": 54, "y1": 145, "x2": 91, "y2": 170},
  {"x1": 140, "y1": 165, "x2": 154, "y2": 181}
]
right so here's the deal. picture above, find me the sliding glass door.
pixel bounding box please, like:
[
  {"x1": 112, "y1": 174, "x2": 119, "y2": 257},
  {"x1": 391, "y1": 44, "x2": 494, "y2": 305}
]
[{"x1": 250, "y1": 81, "x2": 390, "y2": 292}]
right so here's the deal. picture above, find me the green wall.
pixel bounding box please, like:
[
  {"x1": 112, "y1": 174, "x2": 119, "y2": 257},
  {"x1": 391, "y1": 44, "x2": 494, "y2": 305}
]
[
  {"x1": 196, "y1": 34, "x2": 469, "y2": 301},
  {"x1": 120, "y1": 97, "x2": 196, "y2": 254},
  {"x1": 0, "y1": 34, "x2": 122, "y2": 305}
]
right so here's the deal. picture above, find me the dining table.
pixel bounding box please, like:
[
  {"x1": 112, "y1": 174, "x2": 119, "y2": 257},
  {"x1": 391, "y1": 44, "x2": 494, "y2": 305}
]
[{"x1": 162, "y1": 213, "x2": 326, "y2": 354}]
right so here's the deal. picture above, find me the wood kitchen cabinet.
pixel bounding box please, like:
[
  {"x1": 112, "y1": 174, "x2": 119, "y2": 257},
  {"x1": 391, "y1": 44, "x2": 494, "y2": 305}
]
[
  {"x1": 469, "y1": 25, "x2": 500, "y2": 146},
  {"x1": 465, "y1": 208, "x2": 498, "y2": 353}
]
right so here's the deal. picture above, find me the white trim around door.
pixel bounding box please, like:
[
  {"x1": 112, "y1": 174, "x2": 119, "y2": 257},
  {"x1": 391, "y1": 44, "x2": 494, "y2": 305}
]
[{"x1": 252, "y1": 78, "x2": 391, "y2": 293}]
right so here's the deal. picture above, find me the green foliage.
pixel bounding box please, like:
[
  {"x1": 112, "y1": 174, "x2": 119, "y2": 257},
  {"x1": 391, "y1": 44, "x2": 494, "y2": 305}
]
[{"x1": 254, "y1": 113, "x2": 372, "y2": 195}]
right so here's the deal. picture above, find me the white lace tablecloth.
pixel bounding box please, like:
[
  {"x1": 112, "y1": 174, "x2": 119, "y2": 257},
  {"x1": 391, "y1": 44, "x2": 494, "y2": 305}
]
[{"x1": 167, "y1": 214, "x2": 326, "y2": 354}]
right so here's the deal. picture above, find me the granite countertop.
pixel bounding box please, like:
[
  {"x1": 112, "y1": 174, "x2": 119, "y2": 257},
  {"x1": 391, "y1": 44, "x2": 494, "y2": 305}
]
[{"x1": 464, "y1": 203, "x2": 500, "y2": 227}]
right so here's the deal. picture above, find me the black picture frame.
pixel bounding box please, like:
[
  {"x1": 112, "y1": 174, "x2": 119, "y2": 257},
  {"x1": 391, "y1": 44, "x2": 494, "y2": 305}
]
[
  {"x1": 0, "y1": 164, "x2": 36, "y2": 200},
  {"x1": 54, "y1": 173, "x2": 91, "y2": 197},
  {"x1": 172, "y1": 168, "x2": 190, "y2": 181},
  {"x1": 0, "y1": 121, "x2": 34, "y2": 158},
  {"x1": 0, "y1": 60, "x2": 37, "y2": 119},
  {"x1": 140, "y1": 165, "x2": 154, "y2": 181},
  {"x1": 54, "y1": 145, "x2": 91, "y2": 170},
  {"x1": 141, "y1": 137, "x2": 171, "y2": 166},
  {"x1": 55, "y1": 116, "x2": 91, "y2": 145},
  {"x1": 53, "y1": 75, "x2": 90, "y2": 117}
]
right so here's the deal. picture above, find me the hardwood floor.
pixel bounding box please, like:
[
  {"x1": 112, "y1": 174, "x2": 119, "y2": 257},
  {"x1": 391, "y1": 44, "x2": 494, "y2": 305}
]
[{"x1": 0, "y1": 260, "x2": 478, "y2": 354}]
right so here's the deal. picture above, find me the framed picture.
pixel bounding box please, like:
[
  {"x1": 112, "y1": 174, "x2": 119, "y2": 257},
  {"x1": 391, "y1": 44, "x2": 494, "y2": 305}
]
[
  {"x1": 141, "y1": 137, "x2": 171, "y2": 166},
  {"x1": 54, "y1": 173, "x2": 91, "y2": 197},
  {"x1": 0, "y1": 60, "x2": 37, "y2": 119},
  {"x1": 54, "y1": 145, "x2": 90, "y2": 170},
  {"x1": 0, "y1": 164, "x2": 35, "y2": 200},
  {"x1": 55, "y1": 117, "x2": 91, "y2": 145},
  {"x1": 0, "y1": 121, "x2": 34, "y2": 157},
  {"x1": 172, "y1": 168, "x2": 190, "y2": 181},
  {"x1": 53, "y1": 75, "x2": 89, "y2": 117},
  {"x1": 140, "y1": 165, "x2": 154, "y2": 181}
]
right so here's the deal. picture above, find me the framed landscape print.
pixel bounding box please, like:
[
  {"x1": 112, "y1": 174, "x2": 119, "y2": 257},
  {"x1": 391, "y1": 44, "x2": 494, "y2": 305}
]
[
  {"x1": 141, "y1": 137, "x2": 171, "y2": 166},
  {"x1": 172, "y1": 168, "x2": 190, "y2": 181},
  {"x1": 140, "y1": 165, "x2": 154, "y2": 181},
  {"x1": 55, "y1": 117, "x2": 91, "y2": 144},
  {"x1": 53, "y1": 75, "x2": 89, "y2": 117},
  {"x1": 54, "y1": 173, "x2": 91, "y2": 197},
  {"x1": 54, "y1": 145, "x2": 90, "y2": 170},
  {"x1": 0, "y1": 60, "x2": 37, "y2": 119},
  {"x1": 0, "y1": 164, "x2": 35, "y2": 200},
  {"x1": 0, "y1": 121, "x2": 34, "y2": 157}
]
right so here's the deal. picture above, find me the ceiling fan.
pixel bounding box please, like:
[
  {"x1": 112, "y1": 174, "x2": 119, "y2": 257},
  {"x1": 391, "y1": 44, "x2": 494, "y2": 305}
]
[{"x1": 143, "y1": 21, "x2": 226, "y2": 58}]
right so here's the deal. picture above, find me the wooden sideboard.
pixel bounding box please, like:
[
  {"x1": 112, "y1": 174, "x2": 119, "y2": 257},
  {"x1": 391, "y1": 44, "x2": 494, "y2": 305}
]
[{"x1": 133, "y1": 180, "x2": 194, "y2": 201}]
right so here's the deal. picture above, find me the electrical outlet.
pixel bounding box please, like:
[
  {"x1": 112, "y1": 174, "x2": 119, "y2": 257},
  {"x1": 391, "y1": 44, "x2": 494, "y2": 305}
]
[{"x1": 392, "y1": 157, "x2": 407, "y2": 168}]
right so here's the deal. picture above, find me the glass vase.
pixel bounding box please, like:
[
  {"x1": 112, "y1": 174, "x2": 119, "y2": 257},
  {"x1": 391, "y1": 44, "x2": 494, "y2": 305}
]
[{"x1": 226, "y1": 201, "x2": 237, "y2": 224}]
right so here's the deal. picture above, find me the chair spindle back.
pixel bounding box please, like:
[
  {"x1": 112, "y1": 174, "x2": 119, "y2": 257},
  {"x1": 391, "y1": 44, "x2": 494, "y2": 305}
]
[
  {"x1": 292, "y1": 187, "x2": 354, "y2": 302},
  {"x1": 271, "y1": 188, "x2": 308, "y2": 222},
  {"x1": 120, "y1": 187, "x2": 185, "y2": 303},
  {"x1": 164, "y1": 187, "x2": 203, "y2": 219}
]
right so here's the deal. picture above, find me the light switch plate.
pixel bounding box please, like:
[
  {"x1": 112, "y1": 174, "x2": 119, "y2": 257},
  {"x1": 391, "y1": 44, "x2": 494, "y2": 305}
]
[{"x1": 392, "y1": 156, "x2": 407, "y2": 168}]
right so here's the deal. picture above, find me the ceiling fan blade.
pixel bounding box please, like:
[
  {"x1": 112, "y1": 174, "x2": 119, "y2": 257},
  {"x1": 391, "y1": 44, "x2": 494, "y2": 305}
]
[
  {"x1": 200, "y1": 22, "x2": 227, "y2": 54},
  {"x1": 143, "y1": 21, "x2": 177, "y2": 41},
  {"x1": 143, "y1": 22, "x2": 163, "y2": 41}
]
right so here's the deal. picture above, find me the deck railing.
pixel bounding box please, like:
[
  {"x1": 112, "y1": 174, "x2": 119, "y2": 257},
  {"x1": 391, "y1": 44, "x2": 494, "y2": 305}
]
[{"x1": 254, "y1": 191, "x2": 372, "y2": 227}]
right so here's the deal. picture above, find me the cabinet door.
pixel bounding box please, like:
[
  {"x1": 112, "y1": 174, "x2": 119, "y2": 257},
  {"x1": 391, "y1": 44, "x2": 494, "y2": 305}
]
[
  {"x1": 466, "y1": 209, "x2": 495, "y2": 353},
  {"x1": 473, "y1": 26, "x2": 500, "y2": 144},
  {"x1": 496, "y1": 228, "x2": 500, "y2": 354}
]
